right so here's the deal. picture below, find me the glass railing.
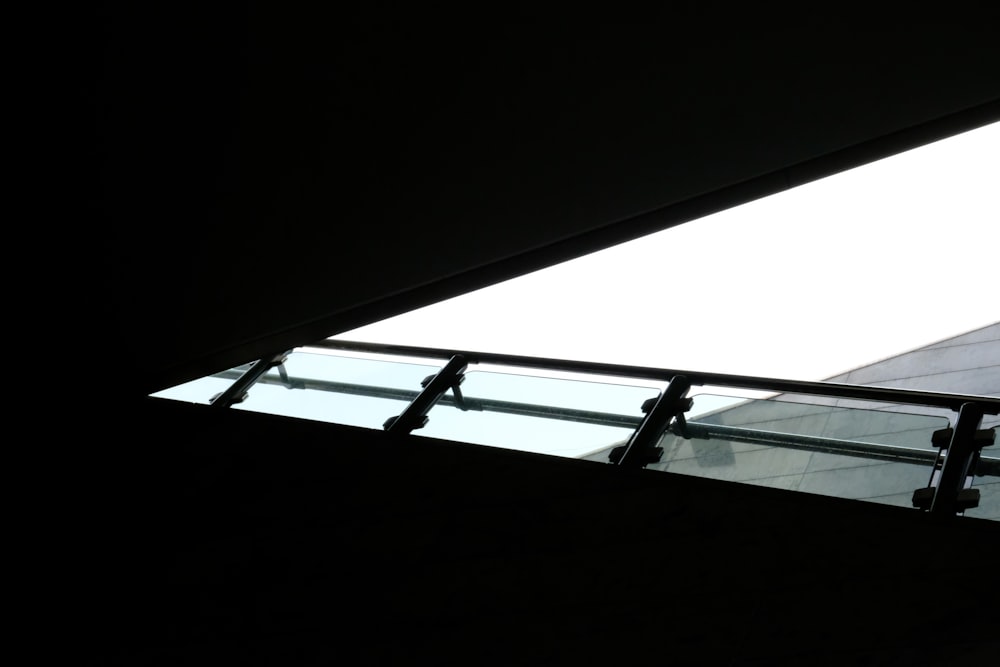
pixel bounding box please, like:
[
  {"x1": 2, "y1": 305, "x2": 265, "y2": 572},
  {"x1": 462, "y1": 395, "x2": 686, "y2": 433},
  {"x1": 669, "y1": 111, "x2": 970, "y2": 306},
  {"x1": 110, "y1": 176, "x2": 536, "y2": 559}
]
[
  {"x1": 150, "y1": 361, "x2": 255, "y2": 405},
  {"x1": 230, "y1": 350, "x2": 441, "y2": 431},
  {"x1": 640, "y1": 393, "x2": 950, "y2": 509},
  {"x1": 416, "y1": 370, "x2": 660, "y2": 457},
  {"x1": 149, "y1": 340, "x2": 1000, "y2": 519}
]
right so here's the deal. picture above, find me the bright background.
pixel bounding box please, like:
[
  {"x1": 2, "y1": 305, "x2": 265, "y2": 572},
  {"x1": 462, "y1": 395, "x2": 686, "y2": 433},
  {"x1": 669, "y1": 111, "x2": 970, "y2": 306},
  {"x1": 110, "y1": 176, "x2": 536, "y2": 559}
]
[{"x1": 336, "y1": 121, "x2": 999, "y2": 383}]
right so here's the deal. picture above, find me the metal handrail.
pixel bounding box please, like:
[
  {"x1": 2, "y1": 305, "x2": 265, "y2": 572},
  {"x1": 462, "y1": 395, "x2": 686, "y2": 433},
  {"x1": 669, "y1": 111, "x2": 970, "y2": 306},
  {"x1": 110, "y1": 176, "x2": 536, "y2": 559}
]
[
  {"x1": 315, "y1": 339, "x2": 1000, "y2": 413},
  {"x1": 680, "y1": 422, "x2": 998, "y2": 476},
  {"x1": 213, "y1": 369, "x2": 647, "y2": 427}
]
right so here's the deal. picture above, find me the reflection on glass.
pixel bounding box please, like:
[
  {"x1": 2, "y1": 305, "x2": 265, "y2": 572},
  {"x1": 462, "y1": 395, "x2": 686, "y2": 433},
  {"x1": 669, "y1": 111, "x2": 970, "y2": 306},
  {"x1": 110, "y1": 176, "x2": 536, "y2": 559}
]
[
  {"x1": 641, "y1": 393, "x2": 951, "y2": 509},
  {"x1": 416, "y1": 370, "x2": 661, "y2": 458},
  {"x1": 963, "y1": 437, "x2": 999, "y2": 521},
  {"x1": 233, "y1": 351, "x2": 442, "y2": 430},
  {"x1": 149, "y1": 362, "x2": 254, "y2": 404}
]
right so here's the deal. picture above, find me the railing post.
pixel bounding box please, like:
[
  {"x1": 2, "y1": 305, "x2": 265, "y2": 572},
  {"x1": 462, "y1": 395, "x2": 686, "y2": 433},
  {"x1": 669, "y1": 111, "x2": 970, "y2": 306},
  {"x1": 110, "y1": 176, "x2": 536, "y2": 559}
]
[
  {"x1": 384, "y1": 354, "x2": 468, "y2": 435},
  {"x1": 209, "y1": 350, "x2": 293, "y2": 408},
  {"x1": 612, "y1": 375, "x2": 692, "y2": 468},
  {"x1": 923, "y1": 402, "x2": 993, "y2": 515}
]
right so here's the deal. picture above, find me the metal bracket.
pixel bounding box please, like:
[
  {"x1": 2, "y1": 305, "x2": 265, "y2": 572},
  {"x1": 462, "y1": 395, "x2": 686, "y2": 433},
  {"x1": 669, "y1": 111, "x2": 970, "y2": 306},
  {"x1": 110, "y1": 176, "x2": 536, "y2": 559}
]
[
  {"x1": 911, "y1": 486, "x2": 935, "y2": 510},
  {"x1": 608, "y1": 444, "x2": 663, "y2": 465},
  {"x1": 914, "y1": 480, "x2": 982, "y2": 511},
  {"x1": 912, "y1": 403, "x2": 991, "y2": 515},
  {"x1": 384, "y1": 355, "x2": 468, "y2": 435},
  {"x1": 209, "y1": 350, "x2": 293, "y2": 408},
  {"x1": 614, "y1": 375, "x2": 692, "y2": 468}
]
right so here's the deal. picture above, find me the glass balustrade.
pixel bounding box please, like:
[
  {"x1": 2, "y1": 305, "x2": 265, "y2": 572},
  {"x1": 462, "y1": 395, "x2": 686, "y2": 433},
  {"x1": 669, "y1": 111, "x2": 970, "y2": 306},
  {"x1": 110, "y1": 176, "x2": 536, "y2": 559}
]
[
  {"x1": 149, "y1": 343, "x2": 999, "y2": 519},
  {"x1": 415, "y1": 369, "x2": 661, "y2": 457},
  {"x1": 636, "y1": 393, "x2": 951, "y2": 509},
  {"x1": 231, "y1": 350, "x2": 443, "y2": 430},
  {"x1": 150, "y1": 361, "x2": 255, "y2": 404}
]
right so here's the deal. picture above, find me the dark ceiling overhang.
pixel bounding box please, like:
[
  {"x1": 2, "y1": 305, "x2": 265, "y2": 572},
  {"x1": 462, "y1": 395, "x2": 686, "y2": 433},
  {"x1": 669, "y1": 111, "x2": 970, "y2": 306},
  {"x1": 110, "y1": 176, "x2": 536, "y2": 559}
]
[{"x1": 93, "y1": 10, "x2": 1000, "y2": 396}]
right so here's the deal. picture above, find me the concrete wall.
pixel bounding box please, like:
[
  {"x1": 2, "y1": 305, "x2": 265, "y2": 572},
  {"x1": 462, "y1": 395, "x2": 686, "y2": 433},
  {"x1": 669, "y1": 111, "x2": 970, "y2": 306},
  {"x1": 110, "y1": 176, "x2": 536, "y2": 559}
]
[{"x1": 826, "y1": 322, "x2": 1000, "y2": 400}]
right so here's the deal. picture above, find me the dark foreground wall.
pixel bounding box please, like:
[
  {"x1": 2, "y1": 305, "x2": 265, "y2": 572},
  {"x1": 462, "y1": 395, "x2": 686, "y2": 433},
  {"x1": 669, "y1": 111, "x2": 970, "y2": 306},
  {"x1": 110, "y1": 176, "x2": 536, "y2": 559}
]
[
  {"x1": 93, "y1": 6, "x2": 1000, "y2": 393},
  {"x1": 71, "y1": 398, "x2": 998, "y2": 665}
]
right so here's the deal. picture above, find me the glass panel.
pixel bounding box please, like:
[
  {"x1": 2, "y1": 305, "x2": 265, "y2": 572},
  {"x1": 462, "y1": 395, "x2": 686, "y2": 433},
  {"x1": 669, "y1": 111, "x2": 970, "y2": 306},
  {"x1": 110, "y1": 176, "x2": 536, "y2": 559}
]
[
  {"x1": 645, "y1": 393, "x2": 951, "y2": 509},
  {"x1": 963, "y1": 422, "x2": 999, "y2": 521},
  {"x1": 964, "y1": 480, "x2": 999, "y2": 520},
  {"x1": 149, "y1": 361, "x2": 254, "y2": 404},
  {"x1": 416, "y1": 369, "x2": 661, "y2": 458},
  {"x1": 233, "y1": 350, "x2": 442, "y2": 430}
]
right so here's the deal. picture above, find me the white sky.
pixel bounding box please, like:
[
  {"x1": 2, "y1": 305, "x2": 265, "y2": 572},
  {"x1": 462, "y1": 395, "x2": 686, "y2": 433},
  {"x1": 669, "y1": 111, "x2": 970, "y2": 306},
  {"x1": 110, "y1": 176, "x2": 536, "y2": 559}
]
[{"x1": 335, "y1": 121, "x2": 1000, "y2": 383}]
